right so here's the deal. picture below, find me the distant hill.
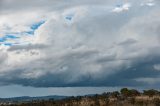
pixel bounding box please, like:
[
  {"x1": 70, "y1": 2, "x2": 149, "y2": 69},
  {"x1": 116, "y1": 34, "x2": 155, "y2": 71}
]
[{"x1": 0, "y1": 95, "x2": 67, "y2": 103}]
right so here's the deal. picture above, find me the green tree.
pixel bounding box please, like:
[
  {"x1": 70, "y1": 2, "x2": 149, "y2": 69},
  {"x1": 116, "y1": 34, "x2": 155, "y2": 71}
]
[
  {"x1": 111, "y1": 91, "x2": 120, "y2": 98},
  {"x1": 120, "y1": 88, "x2": 140, "y2": 97},
  {"x1": 143, "y1": 89, "x2": 159, "y2": 97},
  {"x1": 130, "y1": 89, "x2": 140, "y2": 96},
  {"x1": 120, "y1": 88, "x2": 130, "y2": 97}
]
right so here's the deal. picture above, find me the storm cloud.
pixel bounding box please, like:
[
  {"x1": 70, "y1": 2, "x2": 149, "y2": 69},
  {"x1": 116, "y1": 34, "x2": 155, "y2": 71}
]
[{"x1": 0, "y1": 0, "x2": 160, "y2": 88}]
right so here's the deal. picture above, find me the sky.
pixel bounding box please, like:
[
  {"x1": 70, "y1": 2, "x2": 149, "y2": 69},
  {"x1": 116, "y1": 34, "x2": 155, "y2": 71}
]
[{"x1": 0, "y1": 0, "x2": 160, "y2": 97}]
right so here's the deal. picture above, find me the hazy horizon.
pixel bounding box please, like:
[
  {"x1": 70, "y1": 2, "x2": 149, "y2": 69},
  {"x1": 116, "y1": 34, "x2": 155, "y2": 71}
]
[
  {"x1": 0, "y1": 85, "x2": 120, "y2": 98},
  {"x1": 0, "y1": 85, "x2": 159, "y2": 98}
]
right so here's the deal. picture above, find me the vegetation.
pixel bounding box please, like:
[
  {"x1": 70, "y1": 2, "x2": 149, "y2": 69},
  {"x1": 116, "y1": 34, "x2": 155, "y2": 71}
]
[
  {"x1": 120, "y1": 88, "x2": 140, "y2": 97},
  {"x1": 143, "y1": 89, "x2": 159, "y2": 97},
  {"x1": 1, "y1": 88, "x2": 160, "y2": 106}
]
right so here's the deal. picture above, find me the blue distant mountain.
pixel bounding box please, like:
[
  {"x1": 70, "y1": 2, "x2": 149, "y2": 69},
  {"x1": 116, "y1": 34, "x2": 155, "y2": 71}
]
[{"x1": 0, "y1": 95, "x2": 67, "y2": 103}]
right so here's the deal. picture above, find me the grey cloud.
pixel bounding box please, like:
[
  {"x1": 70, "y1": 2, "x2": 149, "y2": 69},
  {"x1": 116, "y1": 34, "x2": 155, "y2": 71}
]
[
  {"x1": 0, "y1": 0, "x2": 160, "y2": 88},
  {"x1": 0, "y1": 52, "x2": 7, "y2": 64},
  {"x1": 0, "y1": 0, "x2": 114, "y2": 14},
  {"x1": 8, "y1": 44, "x2": 48, "y2": 51},
  {"x1": 118, "y1": 39, "x2": 138, "y2": 46}
]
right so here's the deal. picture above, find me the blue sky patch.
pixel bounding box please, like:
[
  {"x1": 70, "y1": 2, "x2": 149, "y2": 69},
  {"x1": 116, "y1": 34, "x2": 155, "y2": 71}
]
[
  {"x1": 5, "y1": 34, "x2": 19, "y2": 39},
  {"x1": 0, "y1": 34, "x2": 19, "y2": 45},
  {"x1": 0, "y1": 37, "x2": 6, "y2": 42},
  {"x1": 25, "y1": 31, "x2": 34, "y2": 35},
  {"x1": 4, "y1": 43, "x2": 13, "y2": 46},
  {"x1": 65, "y1": 16, "x2": 73, "y2": 21},
  {"x1": 31, "y1": 21, "x2": 45, "y2": 30},
  {"x1": 25, "y1": 21, "x2": 46, "y2": 35},
  {"x1": 0, "y1": 21, "x2": 45, "y2": 46},
  {"x1": 116, "y1": 4, "x2": 123, "y2": 7},
  {"x1": 65, "y1": 14, "x2": 74, "y2": 21}
]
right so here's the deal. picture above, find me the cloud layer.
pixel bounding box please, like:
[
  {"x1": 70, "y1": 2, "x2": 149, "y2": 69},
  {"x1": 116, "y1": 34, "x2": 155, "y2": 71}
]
[{"x1": 0, "y1": 0, "x2": 160, "y2": 87}]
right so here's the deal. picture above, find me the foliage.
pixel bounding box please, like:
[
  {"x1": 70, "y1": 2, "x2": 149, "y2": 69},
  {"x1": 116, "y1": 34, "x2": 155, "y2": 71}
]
[
  {"x1": 143, "y1": 89, "x2": 159, "y2": 97},
  {"x1": 120, "y1": 88, "x2": 140, "y2": 97}
]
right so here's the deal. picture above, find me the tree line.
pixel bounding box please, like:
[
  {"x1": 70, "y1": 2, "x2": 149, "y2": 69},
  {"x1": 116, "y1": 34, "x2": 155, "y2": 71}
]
[{"x1": 1, "y1": 88, "x2": 160, "y2": 106}]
